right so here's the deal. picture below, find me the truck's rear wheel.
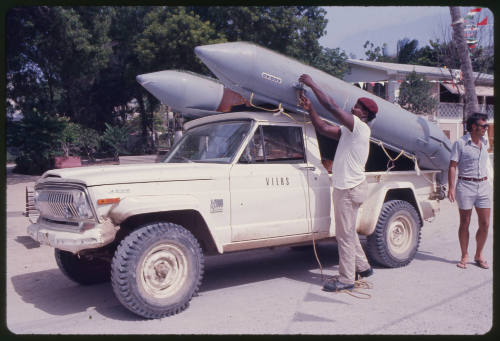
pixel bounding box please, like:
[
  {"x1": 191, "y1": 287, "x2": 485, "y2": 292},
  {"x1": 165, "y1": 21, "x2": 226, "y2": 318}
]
[
  {"x1": 366, "y1": 200, "x2": 422, "y2": 268},
  {"x1": 111, "y1": 222, "x2": 204, "y2": 319},
  {"x1": 55, "y1": 249, "x2": 111, "y2": 285}
]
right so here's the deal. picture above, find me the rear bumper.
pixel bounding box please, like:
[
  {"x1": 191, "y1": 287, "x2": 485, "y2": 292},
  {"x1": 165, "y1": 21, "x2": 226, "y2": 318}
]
[
  {"x1": 421, "y1": 199, "x2": 440, "y2": 222},
  {"x1": 27, "y1": 219, "x2": 119, "y2": 254}
]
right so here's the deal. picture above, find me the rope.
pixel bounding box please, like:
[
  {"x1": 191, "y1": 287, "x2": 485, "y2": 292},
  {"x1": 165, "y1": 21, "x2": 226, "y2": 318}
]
[
  {"x1": 372, "y1": 139, "x2": 422, "y2": 175},
  {"x1": 248, "y1": 91, "x2": 439, "y2": 299},
  {"x1": 372, "y1": 139, "x2": 442, "y2": 189},
  {"x1": 374, "y1": 139, "x2": 409, "y2": 163},
  {"x1": 324, "y1": 275, "x2": 373, "y2": 299},
  {"x1": 248, "y1": 91, "x2": 312, "y2": 125},
  {"x1": 311, "y1": 231, "x2": 325, "y2": 280},
  {"x1": 312, "y1": 236, "x2": 374, "y2": 300},
  {"x1": 249, "y1": 92, "x2": 283, "y2": 113},
  {"x1": 294, "y1": 101, "x2": 371, "y2": 300},
  {"x1": 248, "y1": 92, "x2": 437, "y2": 191},
  {"x1": 300, "y1": 106, "x2": 325, "y2": 282}
]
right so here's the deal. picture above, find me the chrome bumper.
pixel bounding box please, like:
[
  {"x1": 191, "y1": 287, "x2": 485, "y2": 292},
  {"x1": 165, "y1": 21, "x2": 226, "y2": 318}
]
[{"x1": 27, "y1": 219, "x2": 119, "y2": 254}]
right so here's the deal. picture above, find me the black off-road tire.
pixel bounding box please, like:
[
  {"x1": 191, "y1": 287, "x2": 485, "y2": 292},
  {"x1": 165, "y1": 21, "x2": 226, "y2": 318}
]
[
  {"x1": 55, "y1": 249, "x2": 111, "y2": 285},
  {"x1": 111, "y1": 222, "x2": 204, "y2": 319},
  {"x1": 366, "y1": 200, "x2": 422, "y2": 268}
]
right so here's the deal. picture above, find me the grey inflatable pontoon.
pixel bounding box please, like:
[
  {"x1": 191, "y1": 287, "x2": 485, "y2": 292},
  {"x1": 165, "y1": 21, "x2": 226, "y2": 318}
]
[
  {"x1": 194, "y1": 41, "x2": 452, "y2": 184},
  {"x1": 136, "y1": 70, "x2": 225, "y2": 117}
]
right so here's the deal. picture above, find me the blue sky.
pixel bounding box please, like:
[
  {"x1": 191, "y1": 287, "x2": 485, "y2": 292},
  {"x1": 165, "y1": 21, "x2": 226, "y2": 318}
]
[{"x1": 319, "y1": 6, "x2": 493, "y2": 59}]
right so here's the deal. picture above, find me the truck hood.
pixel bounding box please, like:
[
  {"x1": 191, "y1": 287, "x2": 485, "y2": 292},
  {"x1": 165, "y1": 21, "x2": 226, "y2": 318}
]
[{"x1": 39, "y1": 163, "x2": 231, "y2": 187}]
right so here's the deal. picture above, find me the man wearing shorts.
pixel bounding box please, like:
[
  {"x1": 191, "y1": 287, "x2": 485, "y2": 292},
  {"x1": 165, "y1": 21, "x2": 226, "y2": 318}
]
[{"x1": 448, "y1": 112, "x2": 491, "y2": 269}]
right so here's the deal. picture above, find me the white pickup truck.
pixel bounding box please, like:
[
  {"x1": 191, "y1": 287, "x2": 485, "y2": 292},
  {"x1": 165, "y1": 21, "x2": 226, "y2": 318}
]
[{"x1": 26, "y1": 110, "x2": 443, "y2": 319}]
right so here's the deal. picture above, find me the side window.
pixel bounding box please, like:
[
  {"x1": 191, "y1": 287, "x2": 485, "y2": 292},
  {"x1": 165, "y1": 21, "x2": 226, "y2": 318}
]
[
  {"x1": 239, "y1": 125, "x2": 305, "y2": 164},
  {"x1": 239, "y1": 127, "x2": 265, "y2": 163},
  {"x1": 262, "y1": 126, "x2": 305, "y2": 163}
]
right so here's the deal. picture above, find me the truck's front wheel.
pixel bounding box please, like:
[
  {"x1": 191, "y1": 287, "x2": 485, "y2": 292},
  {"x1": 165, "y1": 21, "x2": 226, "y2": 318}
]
[
  {"x1": 366, "y1": 200, "x2": 422, "y2": 268},
  {"x1": 111, "y1": 222, "x2": 204, "y2": 319},
  {"x1": 55, "y1": 249, "x2": 111, "y2": 285}
]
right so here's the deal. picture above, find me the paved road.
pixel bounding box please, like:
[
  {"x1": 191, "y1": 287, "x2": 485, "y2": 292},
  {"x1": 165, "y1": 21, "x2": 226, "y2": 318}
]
[{"x1": 5, "y1": 166, "x2": 493, "y2": 335}]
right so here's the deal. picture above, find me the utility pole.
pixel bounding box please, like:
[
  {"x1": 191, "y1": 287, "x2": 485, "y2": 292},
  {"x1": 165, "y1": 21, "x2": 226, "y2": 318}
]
[{"x1": 449, "y1": 6, "x2": 479, "y2": 133}]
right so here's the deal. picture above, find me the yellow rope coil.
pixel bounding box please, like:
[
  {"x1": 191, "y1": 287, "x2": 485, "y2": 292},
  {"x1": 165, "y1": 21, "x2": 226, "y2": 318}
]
[{"x1": 324, "y1": 275, "x2": 373, "y2": 299}]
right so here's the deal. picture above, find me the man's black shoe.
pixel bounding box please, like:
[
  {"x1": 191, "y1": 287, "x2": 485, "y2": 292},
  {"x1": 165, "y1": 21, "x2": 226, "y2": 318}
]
[
  {"x1": 322, "y1": 280, "x2": 354, "y2": 292},
  {"x1": 356, "y1": 267, "x2": 373, "y2": 280}
]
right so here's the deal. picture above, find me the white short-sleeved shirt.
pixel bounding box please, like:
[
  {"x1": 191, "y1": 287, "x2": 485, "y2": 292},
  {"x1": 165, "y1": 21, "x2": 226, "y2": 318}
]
[{"x1": 332, "y1": 115, "x2": 371, "y2": 189}]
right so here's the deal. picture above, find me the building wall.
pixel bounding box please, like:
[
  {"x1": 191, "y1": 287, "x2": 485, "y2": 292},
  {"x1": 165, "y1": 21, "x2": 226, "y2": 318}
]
[
  {"x1": 437, "y1": 119, "x2": 494, "y2": 152},
  {"x1": 437, "y1": 120, "x2": 463, "y2": 143}
]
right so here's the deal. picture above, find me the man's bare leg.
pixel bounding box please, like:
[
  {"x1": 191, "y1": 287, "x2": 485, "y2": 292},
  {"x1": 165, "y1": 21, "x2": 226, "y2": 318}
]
[
  {"x1": 474, "y1": 207, "x2": 491, "y2": 268},
  {"x1": 457, "y1": 209, "x2": 472, "y2": 267}
]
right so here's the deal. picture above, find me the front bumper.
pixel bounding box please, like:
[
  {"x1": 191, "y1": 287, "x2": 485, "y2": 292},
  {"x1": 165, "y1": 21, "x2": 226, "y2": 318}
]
[{"x1": 27, "y1": 219, "x2": 119, "y2": 254}]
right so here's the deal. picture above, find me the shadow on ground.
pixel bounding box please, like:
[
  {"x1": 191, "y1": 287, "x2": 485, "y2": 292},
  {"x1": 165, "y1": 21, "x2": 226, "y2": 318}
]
[
  {"x1": 414, "y1": 250, "x2": 458, "y2": 265},
  {"x1": 10, "y1": 242, "x2": 341, "y2": 321},
  {"x1": 10, "y1": 269, "x2": 141, "y2": 321}
]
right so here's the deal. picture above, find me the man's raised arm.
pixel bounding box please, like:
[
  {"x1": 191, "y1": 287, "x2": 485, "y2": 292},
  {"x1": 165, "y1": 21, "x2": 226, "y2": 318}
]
[
  {"x1": 299, "y1": 74, "x2": 354, "y2": 131},
  {"x1": 298, "y1": 91, "x2": 340, "y2": 140}
]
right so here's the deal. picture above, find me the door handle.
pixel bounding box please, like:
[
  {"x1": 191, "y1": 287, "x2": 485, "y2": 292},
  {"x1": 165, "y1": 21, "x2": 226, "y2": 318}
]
[{"x1": 300, "y1": 166, "x2": 316, "y2": 171}]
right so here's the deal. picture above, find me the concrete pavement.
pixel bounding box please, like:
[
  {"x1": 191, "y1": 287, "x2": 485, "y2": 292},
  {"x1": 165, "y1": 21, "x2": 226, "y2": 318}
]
[{"x1": 4, "y1": 165, "x2": 494, "y2": 334}]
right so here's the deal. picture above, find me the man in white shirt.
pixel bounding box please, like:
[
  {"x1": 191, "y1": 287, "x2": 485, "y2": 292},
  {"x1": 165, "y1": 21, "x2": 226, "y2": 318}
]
[{"x1": 298, "y1": 74, "x2": 377, "y2": 292}]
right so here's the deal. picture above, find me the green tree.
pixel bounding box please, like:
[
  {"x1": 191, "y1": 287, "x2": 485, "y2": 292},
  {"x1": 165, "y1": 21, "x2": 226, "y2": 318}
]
[
  {"x1": 190, "y1": 6, "x2": 345, "y2": 75},
  {"x1": 7, "y1": 110, "x2": 68, "y2": 174},
  {"x1": 192, "y1": 7, "x2": 325, "y2": 59},
  {"x1": 410, "y1": 42, "x2": 441, "y2": 67},
  {"x1": 311, "y1": 47, "x2": 350, "y2": 78},
  {"x1": 362, "y1": 40, "x2": 394, "y2": 62},
  {"x1": 60, "y1": 121, "x2": 81, "y2": 157},
  {"x1": 132, "y1": 7, "x2": 225, "y2": 151},
  {"x1": 7, "y1": 6, "x2": 348, "y2": 161},
  {"x1": 398, "y1": 71, "x2": 438, "y2": 116},
  {"x1": 397, "y1": 38, "x2": 419, "y2": 64},
  {"x1": 75, "y1": 126, "x2": 101, "y2": 162},
  {"x1": 102, "y1": 123, "x2": 131, "y2": 161},
  {"x1": 6, "y1": 7, "x2": 114, "y2": 128},
  {"x1": 135, "y1": 7, "x2": 225, "y2": 73}
]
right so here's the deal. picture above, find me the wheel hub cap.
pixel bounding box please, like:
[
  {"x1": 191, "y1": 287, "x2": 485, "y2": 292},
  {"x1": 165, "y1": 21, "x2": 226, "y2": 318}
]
[
  {"x1": 141, "y1": 244, "x2": 188, "y2": 298},
  {"x1": 388, "y1": 216, "x2": 411, "y2": 254}
]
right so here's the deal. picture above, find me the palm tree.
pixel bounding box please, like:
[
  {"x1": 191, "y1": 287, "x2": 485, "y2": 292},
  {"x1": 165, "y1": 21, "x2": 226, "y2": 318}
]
[
  {"x1": 449, "y1": 6, "x2": 479, "y2": 122},
  {"x1": 397, "y1": 38, "x2": 419, "y2": 64}
]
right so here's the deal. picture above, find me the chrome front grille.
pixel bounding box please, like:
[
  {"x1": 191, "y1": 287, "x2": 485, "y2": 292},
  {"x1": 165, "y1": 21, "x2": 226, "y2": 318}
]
[
  {"x1": 42, "y1": 191, "x2": 77, "y2": 218},
  {"x1": 35, "y1": 187, "x2": 95, "y2": 223}
]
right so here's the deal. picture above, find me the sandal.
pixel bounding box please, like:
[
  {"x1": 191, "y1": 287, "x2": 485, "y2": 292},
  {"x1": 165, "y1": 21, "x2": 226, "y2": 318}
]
[
  {"x1": 456, "y1": 260, "x2": 467, "y2": 269},
  {"x1": 474, "y1": 259, "x2": 489, "y2": 269}
]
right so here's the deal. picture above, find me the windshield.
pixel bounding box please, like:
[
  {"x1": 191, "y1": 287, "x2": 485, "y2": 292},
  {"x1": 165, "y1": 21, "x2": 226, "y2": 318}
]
[{"x1": 164, "y1": 120, "x2": 252, "y2": 164}]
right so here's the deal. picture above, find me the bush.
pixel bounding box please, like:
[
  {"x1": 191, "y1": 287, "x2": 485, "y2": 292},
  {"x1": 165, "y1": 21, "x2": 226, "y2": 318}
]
[
  {"x1": 6, "y1": 149, "x2": 18, "y2": 163},
  {"x1": 102, "y1": 123, "x2": 130, "y2": 161},
  {"x1": 74, "y1": 125, "x2": 101, "y2": 161},
  {"x1": 60, "y1": 120, "x2": 81, "y2": 157},
  {"x1": 7, "y1": 109, "x2": 67, "y2": 174},
  {"x1": 398, "y1": 71, "x2": 438, "y2": 116},
  {"x1": 14, "y1": 151, "x2": 55, "y2": 174}
]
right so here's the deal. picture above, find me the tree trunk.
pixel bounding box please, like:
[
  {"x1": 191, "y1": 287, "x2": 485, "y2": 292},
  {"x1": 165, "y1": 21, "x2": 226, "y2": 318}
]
[
  {"x1": 137, "y1": 92, "x2": 151, "y2": 152},
  {"x1": 449, "y1": 6, "x2": 479, "y2": 126}
]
